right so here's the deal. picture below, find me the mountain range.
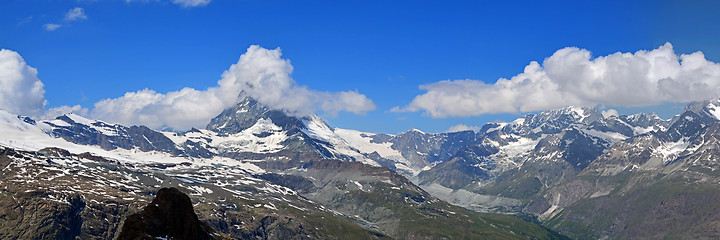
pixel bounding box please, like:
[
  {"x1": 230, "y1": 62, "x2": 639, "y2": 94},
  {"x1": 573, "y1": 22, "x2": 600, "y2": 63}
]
[{"x1": 3, "y1": 96, "x2": 720, "y2": 239}]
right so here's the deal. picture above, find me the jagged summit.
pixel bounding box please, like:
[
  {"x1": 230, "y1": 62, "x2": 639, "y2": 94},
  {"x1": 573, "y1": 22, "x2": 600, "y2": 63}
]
[
  {"x1": 204, "y1": 97, "x2": 380, "y2": 164},
  {"x1": 206, "y1": 97, "x2": 307, "y2": 135},
  {"x1": 6, "y1": 96, "x2": 720, "y2": 239},
  {"x1": 675, "y1": 98, "x2": 720, "y2": 122},
  {"x1": 205, "y1": 96, "x2": 341, "y2": 132},
  {"x1": 620, "y1": 112, "x2": 664, "y2": 128}
]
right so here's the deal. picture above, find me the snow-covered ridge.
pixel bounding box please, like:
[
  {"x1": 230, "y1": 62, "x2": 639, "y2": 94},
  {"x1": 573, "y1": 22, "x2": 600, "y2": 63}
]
[
  {"x1": 705, "y1": 99, "x2": 720, "y2": 120},
  {"x1": 300, "y1": 114, "x2": 381, "y2": 167},
  {"x1": 3, "y1": 97, "x2": 716, "y2": 185},
  {"x1": 493, "y1": 134, "x2": 539, "y2": 159},
  {"x1": 333, "y1": 128, "x2": 419, "y2": 174},
  {"x1": 46, "y1": 113, "x2": 124, "y2": 137},
  {"x1": 215, "y1": 118, "x2": 287, "y2": 153},
  {"x1": 334, "y1": 128, "x2": 401, "y2": 160},
  {"x1": 0, "y1": 110, "x2": 262, "y2": 171},
  {"x1": 652, "y1": 137, "x2": 701, "y2": 165}
]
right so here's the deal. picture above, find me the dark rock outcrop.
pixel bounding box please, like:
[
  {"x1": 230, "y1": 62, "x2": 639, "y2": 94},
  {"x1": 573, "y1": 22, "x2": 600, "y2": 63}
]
[{"x1": 117, "y1": 187, "x2": 220, "y2": 240}]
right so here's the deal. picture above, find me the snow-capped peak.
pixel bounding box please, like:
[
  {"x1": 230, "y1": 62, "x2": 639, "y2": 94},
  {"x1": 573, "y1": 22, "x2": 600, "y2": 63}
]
[
  {"x1": 408, "y1": 128, "x2": 425, "y2": 134},
  {"x1": 64, "y1": 113, "x2": 95, "y2": 125},
  {"x1": 568, "y1": 106, "x2": 587, "y2": 121},
  {"x1": 679, "y1": 98, "x2": 720, "y2": 122},
  {"x1": 703, "y1": 98, "x2": 720, "y2": 120}
]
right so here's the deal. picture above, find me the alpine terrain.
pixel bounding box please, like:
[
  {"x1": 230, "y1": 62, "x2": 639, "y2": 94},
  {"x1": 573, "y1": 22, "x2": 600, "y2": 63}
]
[
  {"x1": 342, "y1": 98, "x2": 720, "y2": 239},
  {"x1": 6, "y1": 94, "x2": 720, "y2": 239},
  {"x1": 0, "y1": 97, "x2": 564, "y2": 239}
]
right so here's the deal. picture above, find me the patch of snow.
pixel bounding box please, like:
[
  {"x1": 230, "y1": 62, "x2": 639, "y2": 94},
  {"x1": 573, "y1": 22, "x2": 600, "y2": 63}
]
[
  {"x1": 569, "y1": 106, "x2": 587, "y2": 122},
  {"x1": 707, "y1": 102, "x2": 720, "y2": 120},
  {"x1": 161, "y1": 132, "x2": 186, "y2": 145},
  {"x1": 335, "y1": 129, "x2": 401, "y2": 159},
  {"x1": 485, "y1": 123, "x2": 507, "y2": 133},
  {"x1": 349, "y1": 180, "x2": 363, "y2": 190},
  {"x1": 654, "y1": 139, "x2": 691, "y2": 164},
  {"x1": 511, "y1": 117, "x2": 525, "y2": 125},
  {"x1": 582, "y1": 129, "x2": 629, "y2": 143},
  {"x1": 408, "y1": 128, "x2": 425, "y2": 134},
  {"x1": 632, "y1": 126, "x2": 655, "y2": 135},
  {"x1": 44, "y1": 119, "x2": 71, "y2": 127},
  {"x1": 0, "y1": 110, "x2": 265, "y2": 175},
  {"x1": 214, "y1": 118, "x2": 286, "y2": 153},
  {"x1": 64, "y1": 113, "x2": 94, "y2": 126},
  {"x1": 301, "y1": 115, "x2": 380, "y2": 166},
  {"x1": 188, "y1": 185, "x2": 214, "y2": 195},
  {"x1": 499, "y1": 136, "x2": 538, "y2": 158}
]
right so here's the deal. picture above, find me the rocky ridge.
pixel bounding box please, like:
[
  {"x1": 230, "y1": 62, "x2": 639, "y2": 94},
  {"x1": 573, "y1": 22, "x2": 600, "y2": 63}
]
[
  {"x1": 0, "y1": 96, "x2": 565, "y2": 239},
  {"x1": 10, "y1": 95, "x2": 720, "y2": 239}
]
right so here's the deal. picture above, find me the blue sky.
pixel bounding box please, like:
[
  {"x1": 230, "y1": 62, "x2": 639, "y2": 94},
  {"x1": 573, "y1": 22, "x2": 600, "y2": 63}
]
[{"x1": 1, "y1": 0, "x2": 720, "y2": 133}]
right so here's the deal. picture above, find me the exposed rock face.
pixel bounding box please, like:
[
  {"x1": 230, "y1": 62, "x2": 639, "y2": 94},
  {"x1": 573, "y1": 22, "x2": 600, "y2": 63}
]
[
  {"x1": 522, "y1": 100, "x2": 720, "y2": 239},
  {"x1": 118, "y1": 187, "x2": 219, "y2": 240},
  {"x1": 415, "y1": 106, "x2": 620, "y2": 194},
  {"x1": 390, "y1": 129, "x2": 477, "y2": 169},
  {"x1": 401, "y1": 100, "x2": 720, "y2": 239},
  {"x1": 0, "y1": 144, "x2": 561, "y2": 240},
  {"x1": 0, "y1": 97, "x2": 573, "y2": 239},
  {"x1": 49, "y1": 115, "x2": 180, "y2": 154},
  {"x1": 0, "y1": 145, "x2": 396, "y2": 240},
  {"x1": 0, "y1": 190, "x2": 85, "y2": 239},
  {"x1": 0, "y1": 147, "x2": 147, "y2": 240},
  {"x1": 207, "y1": 97, "x2": 305, "y2": 136}
]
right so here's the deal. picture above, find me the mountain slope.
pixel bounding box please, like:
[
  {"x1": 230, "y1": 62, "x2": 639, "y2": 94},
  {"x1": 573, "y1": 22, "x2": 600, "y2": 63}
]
[
  {"x1": 118, "y1": 187, "x2": 227, "y2": 240},
  {"x1": 414, "y1": 107, "x2": 634, "y2": 198},
  {"x1": 0, "y1": 97, "x2": 564, "y2": 239},
  {"x1": 522, "y1": 99, "x2": 720, "y2": 239},
  {"x1": 341, "y1": 100, "x2": 720, "y2": 238}
]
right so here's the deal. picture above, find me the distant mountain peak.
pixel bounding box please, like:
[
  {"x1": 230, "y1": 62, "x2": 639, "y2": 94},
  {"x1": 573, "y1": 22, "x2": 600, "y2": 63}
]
[
  {"x1": 206, "y1": 97, "x2": 305, "y2": 135},
  {"x1": 539, "y1": 106, "x2": 603, "y2": 123},
  {"x1": 682, "y1": 98, "x2": 720, "y2": 121},
  {"x1": 407, "y1": 128, "x2": 425, "y2": 134}
]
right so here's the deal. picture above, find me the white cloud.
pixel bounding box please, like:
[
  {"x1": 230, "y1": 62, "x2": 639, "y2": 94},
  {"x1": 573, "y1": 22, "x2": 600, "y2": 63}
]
[
  {"x1": 64, "y1": 7, "x2": 87, "y2": 21},
  {"x1": 447, "y1": 124, "x2": 480, "y2": 133},
  {"x1": 601, "y1": 109, "x2": 619, "y2": 118},
  {"x1": 320, "y1": 90, "x2": 376, "y2": 115},
  {"x1": 0, "y1": 49, "x2": 46, "y2": 117},
  {"x1": 42, "y1": 8, "x2": 86, "y2": 32},
  {"x1": 398, "y1": 43, "x2": 720, "y2": 118},
  {"x1": 44, "y1": 105, "x2": 89, "y2": 120},
  {"x1": 91, "y1": 88, "x2": 225, "y2": 130},
  {"x1": 89, "y1": 45, "x2": 376, "y2": 130},
  {"x1": 171, "y1": 0, "x2": 211, "y2": 8},
  {"x1": 43, "y1": 23, "x2": 62, "y2": 31}
]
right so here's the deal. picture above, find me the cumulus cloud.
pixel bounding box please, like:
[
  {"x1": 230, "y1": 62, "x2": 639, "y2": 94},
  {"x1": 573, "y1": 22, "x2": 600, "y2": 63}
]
[
  {"x1": 89, "y1": 45, "x2": 376, "y2": 130},
  {"x1": 171, "y1": 0, "x2": 211, "y2": 8},
  {"x1": 91, "y1": 88, "x2": 226, "y2": 131},
  {"x1": 0, "y1": 49, "x2": 46, "y2": 117},
  {"x1": 64, "y1": 7, "x2": 87, "y2": 21},
  {"x1": 601, "y1": 109, "x2": 619, "y2": 118},
  {"x1": 44, "y1": 105, "x2": 89, "y2": 120},
  {"x1": 398, "y1": 43, "x2": 720, "y2": 117},
  {"x1": 447, "y1": 124, "x2": 480, "y2": 133},
  {"x1": 43, "y1": 23, "x2": 62, "y2": 31}
]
